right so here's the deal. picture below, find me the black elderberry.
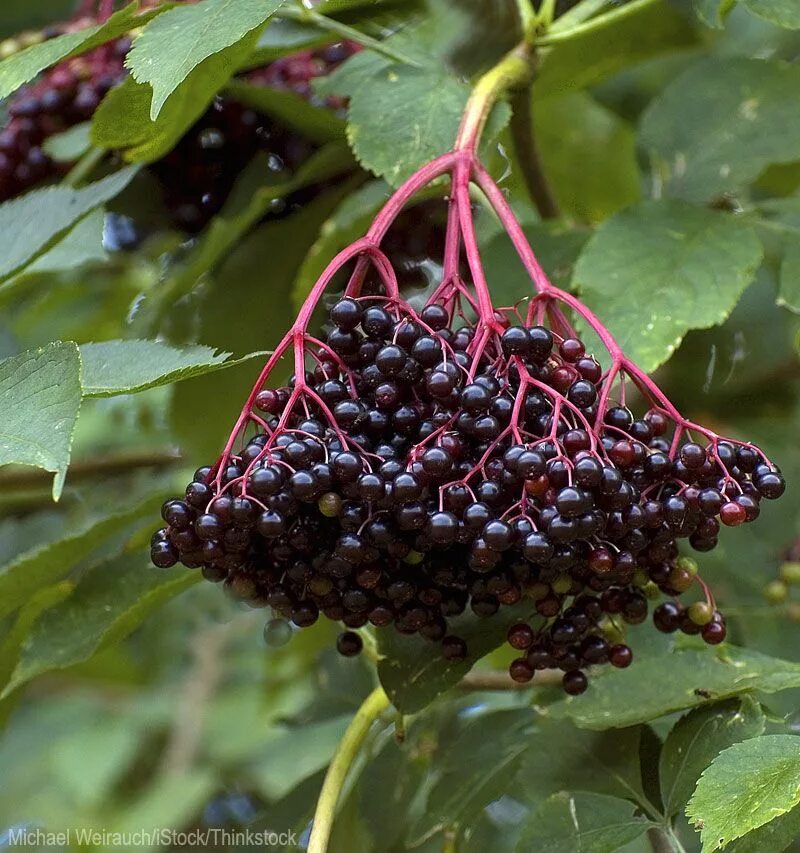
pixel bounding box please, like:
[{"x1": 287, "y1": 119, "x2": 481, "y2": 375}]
[
  {"x1": 336, "y1": 631, "x2": 363, "y2": 657},
  {"x1": 562, "y1": 670, "x2": 588, "y2": 695}
]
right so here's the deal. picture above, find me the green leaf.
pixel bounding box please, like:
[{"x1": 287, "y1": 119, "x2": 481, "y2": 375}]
[
  {"x1": 536, "y1": 0, "x2": 698, "y2": 97},
  {"x1": 377, "y1": 602, "x2": 534, "y2": 713},
  {"x1": 659, "y1": 696, "x2": 766, "y2": 818},
  {"x1": 126, "y1": 0, "x2": 287, "y2": 119},
  {"x1": 727, "y1": 803, "x2": 800, "y2": 852},
  {"x1": 0, "y1": 495, "x2": 161, "y2": 621},
  {"x1": 546, "y1": 642, "x2": 800, "y2": 731},
  {"x1": 0, "y1": 167, "x2": 138, "y2": 281},
  {"x1": 92, "y1": 29, "x2": 260, "y2": 163},
  {"x1": 534, "y1": 92, "x2": 640, "y2": 222},
  {"x1": 357, "y1": 729, "x2": 426, "y2": 849},
  {"x1": 0, "y1": 3, "x2": 164, "y2": 101},
  {"x1": 13, "y1": 209, "x2": 107, "y2": 281},
  {"x1": 0, "y1": 582, "x2": 73, "y2": 694},
  {"x1": 248, "y1": 715, "x2": 351, "y2": 800},
  {"x1": 687, "y1": 735, "x2": 800, "y2": 851},
  {"x1": 640, "y1": 58, "x2": 800, "y2": 202},
  {"x1": 79, "y1": 340, "x2": 268, "y2": 397},
  {"x1": 742, "y1": 0, "x2": 800, "y2": 28},
  {"x1": 2, "y1": 553, "x2": 199, "y2": 696},
  {"x1": 0, "y1": 342, "x2": 81, "y2": 499},
  {"x1": 515, "y1": 791, "x2": 653, "y2": 853},
  {"x1": 224, "y1": 78, "x2": 345, "y2": 144},
  {"x1": 481, "y1": 219, "x2": 590, "y2": 299},
  {"x1": 411, "y1": 708, "x2": 536, "y2": 844},
  {"x1": 574, "y1": 200, "x2": 763, "y2": 372},
  {"x1": 41, "y1": 122, "x2": 92, "y2": 163},
  {"x1": 515, "y1": 719, "x2": 652, "y2": 809},
  {"x1": 319, "y1": 47, "x2": 509, "y2": 186}
]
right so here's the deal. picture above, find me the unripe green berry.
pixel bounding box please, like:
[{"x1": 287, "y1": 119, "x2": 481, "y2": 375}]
[
  {"x1": 552, "y1": 574, "x2": 572, "y2": 595},
  {"x1": 318, "y1": 492, "x2": 343, "y2": 518},
  {"x1": 643, "y1": 581, "x2": 660, "y2": 600},
  {"x1": 687, "y1": 601, "x2": 714, "y2": 626},
  {"x1": 779, "y1": 562, "x2": 800, "y2": 586},
  {"x1": 763, "y1": 579, "x2": 788, "y2": 604},
  {"x1": 676, "y1": 556, "x2": 699, "y2": 576}
]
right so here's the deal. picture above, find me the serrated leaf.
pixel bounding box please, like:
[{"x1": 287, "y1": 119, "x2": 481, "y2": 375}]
[
  {"x1": 0, "y1": 3, "x2": 164, "y2": 101},
  {"x1": 536, "y1": 0, "x2": 698, "y2": 97},
  {"x1": 320, "y1": 47, "x2": 509, "y2": 186},
  {"x1": 640, "y1": 58, "x2": 800, "y2": 202},
  {"x1": 93, "y1": 29, "x2": 259, "y2": 163},
  {"x1": 0, "y1": 342, "x2": 81, "y2": 499},
  {"x1": 411, "y1": 708, "x2": 536, "y2": 844},
  {"x1": 687, "y1": 735, "x2": 800, "y2": 851},
  {"x1": 727, "y1": 803, "x2": 800, "y2": 852},
  {"x1": 377, "y1": 602, "x2": 534, "y2": 713},
  {"x1": 547, "y1": 642, "x2": 800, "y2": 730},
  {"x1": 126, "y1": 0, "x2": 286, "y2": 119},
  {"x1": 515, "y1": 791, "x2": 653, "y2": 853},
  {"x1": 79, "y1": 340, "x2": 268, "y2": 397},
  {"x1": 742, "y1": 0, "x2": 800, "y2": 27},
  {"x1": 0, "y1": 495, "x2": 161, "y2": 621},
  {"x1": 574, "y1": 200, "x2": 763, "y2": 372},
  {"x1": 659, "y1": 696, "x2": 766, "y2": 818},
  {"x1": 0, "y1": 167, "x2": 138, "y2": 281},
  {"x1": 2, "y1": 553, "x2": 199, "y2": 696},
  {"x1": 224, "y1": 78, "x2": 344, "y2": 144},
  {"x1": 535, "y1": 92, "x2": 640, "y2": 222},
  {"x1": 345, "y1": 66, "x2": 476, "y2": 185}
]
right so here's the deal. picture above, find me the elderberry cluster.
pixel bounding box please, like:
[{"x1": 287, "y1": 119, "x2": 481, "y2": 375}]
[
  {"x1": 0, "y1": 41, "x2": 129, "y2": 201},
  {"x1": 151, "y1": 296, "x2": 785, "y2": 695},
  {"x1": 0, "y1": 10, "x2": 358, "y2": 231}
]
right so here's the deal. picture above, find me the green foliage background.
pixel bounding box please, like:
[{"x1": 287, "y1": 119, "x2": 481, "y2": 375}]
[{"x1": 0, "y1": 0, "x2": 799, "y2": 851}]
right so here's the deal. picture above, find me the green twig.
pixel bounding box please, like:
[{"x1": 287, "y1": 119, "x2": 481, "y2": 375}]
[
  {"x1": 515, "y1": 0, "x2": 538, "y2": 40},
  {"x1": 535, "y1": 0, "x2": 557, "y2": 29},
  {"x1": 550, "y1": 0, "x2": 610, "y2": 31},
  {"x1": 279, "y1": 4, "x2": 423, "y2": 68},
  {"x1": 537, "y1": 0, "x2": 660, "y2": 45},
  {"x1": 308, "y1": 686, "x2": 391, "y2": 853}
]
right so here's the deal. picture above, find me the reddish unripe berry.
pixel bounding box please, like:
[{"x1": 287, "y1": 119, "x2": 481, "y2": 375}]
[
  {"x1": 720, "y1": 501, "x2": 747, "y2": 526},
  {"x1": 507, "y1": 622, "x2": 535, "y2": 650}
]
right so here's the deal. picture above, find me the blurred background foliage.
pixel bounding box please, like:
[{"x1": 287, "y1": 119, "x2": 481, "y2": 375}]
[{"x1": 0, "y1": 0, "x2": 799, "y2": 851}]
